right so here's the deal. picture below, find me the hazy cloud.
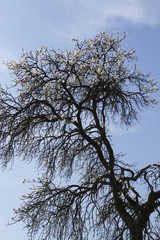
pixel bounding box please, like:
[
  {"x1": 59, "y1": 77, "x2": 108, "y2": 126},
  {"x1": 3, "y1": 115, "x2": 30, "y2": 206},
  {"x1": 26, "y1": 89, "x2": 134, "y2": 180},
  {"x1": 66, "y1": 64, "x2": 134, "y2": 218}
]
[
  {"x1": 0, "y1": 47, "x2": 16, "y2": 72},
  {"x1": 109, "y1": 124, "x2": 142, "y2": 136},
  {"x1": 62, "y1": 0, "x2": 160, "y2": 37}
]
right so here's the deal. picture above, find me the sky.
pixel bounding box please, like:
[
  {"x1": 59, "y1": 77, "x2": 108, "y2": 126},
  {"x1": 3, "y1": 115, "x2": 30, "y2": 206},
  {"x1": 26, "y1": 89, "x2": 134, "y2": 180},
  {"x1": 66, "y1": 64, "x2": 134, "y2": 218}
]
[{"x1": 0, "y1": 0, "x2": 159, "y2": 239}]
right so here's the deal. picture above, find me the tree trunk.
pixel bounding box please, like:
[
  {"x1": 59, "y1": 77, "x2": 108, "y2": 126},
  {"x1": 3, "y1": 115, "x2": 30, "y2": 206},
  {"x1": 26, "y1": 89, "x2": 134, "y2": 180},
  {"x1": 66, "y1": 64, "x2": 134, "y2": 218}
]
[{"x1": 130, "y1": 226, "x2": 143, "y2": 240}]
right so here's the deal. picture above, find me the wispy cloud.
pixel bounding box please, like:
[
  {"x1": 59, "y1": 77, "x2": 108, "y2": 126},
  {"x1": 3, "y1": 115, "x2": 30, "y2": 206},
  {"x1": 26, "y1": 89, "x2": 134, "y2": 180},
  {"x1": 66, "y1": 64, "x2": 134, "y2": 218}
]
[
  {"x1": 109, "y1": 124, "x2": 142, "y2": 136},
  {"x1": 99, "y1": 0, "x2": 160, "y2": 26},
  {"x1": 60, "y1": 0, "x2": 160, "y2": 37}
]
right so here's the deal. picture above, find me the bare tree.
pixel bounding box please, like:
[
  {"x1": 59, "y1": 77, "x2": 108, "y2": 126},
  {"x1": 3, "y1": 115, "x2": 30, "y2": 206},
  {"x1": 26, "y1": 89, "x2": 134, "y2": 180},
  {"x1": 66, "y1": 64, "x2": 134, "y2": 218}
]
[{"x1": 0, "y1": 32, "x2": 159, "y2": 240}]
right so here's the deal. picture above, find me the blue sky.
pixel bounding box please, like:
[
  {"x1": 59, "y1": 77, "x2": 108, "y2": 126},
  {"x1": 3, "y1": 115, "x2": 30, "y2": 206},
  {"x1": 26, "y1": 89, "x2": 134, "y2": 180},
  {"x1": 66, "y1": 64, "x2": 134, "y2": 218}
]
[{"x1": 0, "y1": 0, "x2": 160, "y2": 239}]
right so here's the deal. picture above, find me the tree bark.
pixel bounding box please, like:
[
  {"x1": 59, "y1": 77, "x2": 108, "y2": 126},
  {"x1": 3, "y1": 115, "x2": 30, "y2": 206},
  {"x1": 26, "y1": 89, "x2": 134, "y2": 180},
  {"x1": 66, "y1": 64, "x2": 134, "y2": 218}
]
[{"x1": 130, "y1": 225, "x2": 143, "y2": 240}]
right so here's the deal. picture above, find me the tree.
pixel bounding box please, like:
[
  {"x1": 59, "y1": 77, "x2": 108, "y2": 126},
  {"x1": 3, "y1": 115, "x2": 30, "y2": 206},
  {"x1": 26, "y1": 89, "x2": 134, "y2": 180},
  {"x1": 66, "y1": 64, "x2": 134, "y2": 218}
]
[{"x1": 0, "y1": 32, "x2": 159, "y2": 240}]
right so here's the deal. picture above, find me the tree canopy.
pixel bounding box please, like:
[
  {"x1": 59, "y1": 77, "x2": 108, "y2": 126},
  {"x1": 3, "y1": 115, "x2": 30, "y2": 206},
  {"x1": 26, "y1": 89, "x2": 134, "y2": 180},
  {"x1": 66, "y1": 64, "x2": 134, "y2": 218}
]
[{"x1": 0, "y1": 32, "x2": 159, "y2": 240}]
